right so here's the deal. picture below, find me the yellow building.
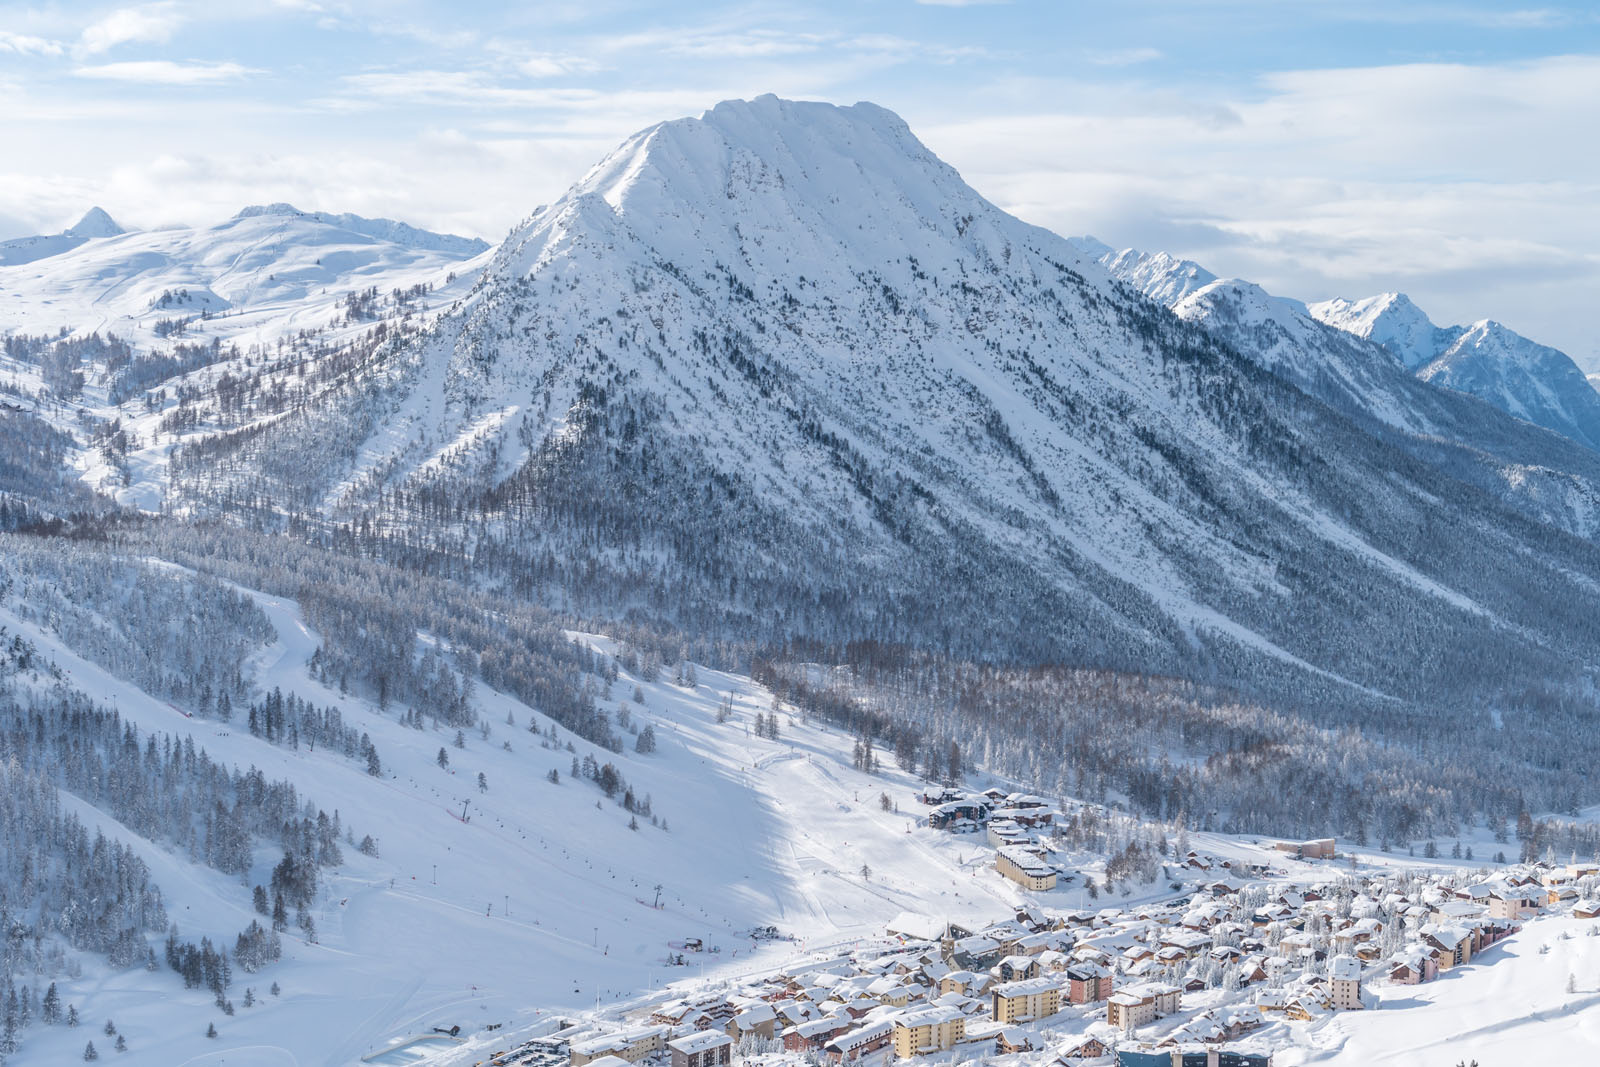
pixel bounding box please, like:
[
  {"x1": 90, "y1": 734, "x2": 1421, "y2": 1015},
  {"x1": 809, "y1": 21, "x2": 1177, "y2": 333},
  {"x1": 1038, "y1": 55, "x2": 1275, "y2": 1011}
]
[
  {"x1": 990, "y1": 977, "x2": 1061, "y2": 1023},
  {"x1": 996, "y1": 847, "x2": 1057, "y2": 891},
  {"x1": 891, "y1": 1006, "x2": 966, "y2": 1058}
]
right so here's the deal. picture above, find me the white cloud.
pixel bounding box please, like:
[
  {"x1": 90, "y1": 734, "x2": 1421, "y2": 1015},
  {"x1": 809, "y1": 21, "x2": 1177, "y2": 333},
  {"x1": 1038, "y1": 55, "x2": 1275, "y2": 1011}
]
[
  {"x1": 73, "y1": 60, "x2": 262, "y2": 84},
  {"x1": 78, "y1": 3, "x2": 185, "y2": 56},
  {"x1": 911, "y1": 55, "x2": 1600, "y2": 361},
  {"x1": 1088, "y1": 46, "x2": 1163, "y2": 67},
  {"x1": 0, "y1": 30, "x2": 65, "y2": 56},
  {"x1": 517, "y1": 52, "x2": 605, "y2": 78}
]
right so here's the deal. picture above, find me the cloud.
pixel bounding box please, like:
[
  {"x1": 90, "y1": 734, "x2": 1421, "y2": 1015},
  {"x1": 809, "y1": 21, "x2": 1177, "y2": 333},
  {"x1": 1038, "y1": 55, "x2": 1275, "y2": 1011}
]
[
  {"x1": 0, "y1": 30, "x2": 65, "y2": 56},
  {"x1": 1088, "y1": 47, "x2": 1163, "y2": 67},
  {"x1": 517, "y1": 52, "x2": 605, "y2": 78},
  {"x1": 911, "y1": 55, "x2": 1600, "y2": 361},
  {"x1": 73, "y1": 60, "x2": 262, "y2": 84},
  {"x1": 78, "y1": 3, "x2": 185, "y2": 55}
]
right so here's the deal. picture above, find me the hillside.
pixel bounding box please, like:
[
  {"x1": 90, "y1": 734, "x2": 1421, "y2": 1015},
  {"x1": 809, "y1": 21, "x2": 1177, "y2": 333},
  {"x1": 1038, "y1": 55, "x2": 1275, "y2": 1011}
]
[
  {"x1": 0, "y1": 537, "x2": 1038, "y2": 1065},
  {"x1": 158, "y1": 96, "x2": 1600, "y2": 718}
]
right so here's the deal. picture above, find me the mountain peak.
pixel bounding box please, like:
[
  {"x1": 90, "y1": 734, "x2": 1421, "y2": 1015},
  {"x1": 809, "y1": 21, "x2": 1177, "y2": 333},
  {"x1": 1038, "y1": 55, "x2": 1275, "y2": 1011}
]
[
  {"x1": 1308, "y1": 290, "x2": 1440, "y2": 369},
  {"x1": 1085, "y1": 242, "x2": 1218, "y2": 307},
  {"x1": 234, "y1": 202, "x2": 304, "y2": 219},
  {"x1": 231, "y1": 203, "x2": 489, "y2": 256},
  {"x1": 495, "y1": 95, "x2": 1063, "y2": 289},
  {"x1": 65, "y1": 206, "x2": 123, "y2": 239}
]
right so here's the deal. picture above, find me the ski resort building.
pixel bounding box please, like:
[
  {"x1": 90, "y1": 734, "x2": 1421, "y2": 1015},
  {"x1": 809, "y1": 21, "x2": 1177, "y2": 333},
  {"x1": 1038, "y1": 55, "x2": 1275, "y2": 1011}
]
[
  {"x1": 891, "y1": 1006, "x2": 967, "y2": 1058},
  {"x1": 1327, "y1": 954, "x2": 1363, "y2": 1010},
  {"x1": 928, "y1": 800, "x2": 989, "y2": 830},
  {"x1": 570, "y1": 1028, "x2": 667, "y2": 1066},
  {"x1": 1067, "y1": 962, "x2": 1114, "y2": 1003},
  {"x1": 668, "y1": 1031, "x2": 732, "y2": 1067},
  {"x1": 1271, "y1": 838, "x2": 1335, "y2": 860},
  {"x1": 990, "y1": 976, "x2": 1062, "y2": 1023},
  {"x1": 1107, "y1": 983, "x2": 1182, "y2": 1033},
  {"x1": 823, "y1": 1020, "x2": 892, "y2": 1063},
  {"x1": 996, "y1": 847, "x2": 1057, "y2": 891}
]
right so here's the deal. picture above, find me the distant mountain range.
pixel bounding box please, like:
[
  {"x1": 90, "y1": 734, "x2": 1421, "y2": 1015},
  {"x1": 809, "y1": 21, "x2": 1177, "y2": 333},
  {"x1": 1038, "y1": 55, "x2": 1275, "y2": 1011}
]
[
  {"x1": 1075, "y1": 240, "x2": 1600, "y2": 455},
  {"x1": 0, "y1": 206, "x2": 125, "y2": 266}
]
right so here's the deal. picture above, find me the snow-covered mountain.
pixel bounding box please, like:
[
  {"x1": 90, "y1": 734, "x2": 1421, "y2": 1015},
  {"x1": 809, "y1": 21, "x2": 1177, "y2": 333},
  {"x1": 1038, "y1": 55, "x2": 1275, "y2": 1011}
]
[
  {"x1": 152, "y1": 95, "x2": 1600, "y2": 719},
  {"x1": 1310, "y1": 292, "x2": 1600, "y2": 453},
  {"x1": 233, "y1": 203, "x2": 490, "y2": 257},
  {"x1": 0, "y1": 206, "x2": 125, "y2": 266},
  {"x1": 0, "y1": 203, "x2": 487, "y2": 349}
]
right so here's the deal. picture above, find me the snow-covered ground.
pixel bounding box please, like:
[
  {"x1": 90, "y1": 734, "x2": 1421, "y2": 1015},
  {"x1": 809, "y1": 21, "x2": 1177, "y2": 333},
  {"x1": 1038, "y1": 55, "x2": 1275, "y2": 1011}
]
[
  {"x1": 0, "y1": 576, "x2": 1041, "y2": 1067},
  {"x1": 1286, "y1": 916, "x2": 1600, "y2": 1066}
]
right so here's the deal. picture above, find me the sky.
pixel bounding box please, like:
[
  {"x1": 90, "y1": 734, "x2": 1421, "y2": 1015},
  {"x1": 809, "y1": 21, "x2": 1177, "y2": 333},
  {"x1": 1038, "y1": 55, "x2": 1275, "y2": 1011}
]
[{"x1": 1, "y1": 0, "x2": 1598, "y2": 364}]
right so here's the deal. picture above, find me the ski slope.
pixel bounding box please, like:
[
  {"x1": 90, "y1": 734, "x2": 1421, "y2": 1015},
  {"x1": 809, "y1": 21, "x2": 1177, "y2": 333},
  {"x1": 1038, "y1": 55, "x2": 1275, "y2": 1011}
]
[{"x1": 0, "y1": 576, "x2": 1030, "y2": 1067}]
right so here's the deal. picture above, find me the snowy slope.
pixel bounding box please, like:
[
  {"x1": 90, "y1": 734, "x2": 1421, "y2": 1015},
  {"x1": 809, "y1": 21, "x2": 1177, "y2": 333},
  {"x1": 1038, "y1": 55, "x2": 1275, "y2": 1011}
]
[
  {"x1": 0, "y1": 204, "x2": 492, "y2": 509},
  {"x1": 1086, "y1": 242, "x2": 1600, "y2": 536},
  {"x1": 0, "y1": 204, "x2": 487, "y2": 350},
  {"x1": 1278, "y1": 916, "x2": 1600, "y2": 1066},
  {"x1": 1306, "y1": 292, "x2": 1445, "y2": 371},
  {"x1": 0, "y1": 566, "x2": 1033, "y2": 1067},
  {"x1": 0, "y1": 206, "x2": 125, "y2": 266},
  {"x1": 1309, "y1": 292, "x2": 1600, "y2": 454},
  {"x1": 163, "y1": 95, "x2": 1600, "y2": 717}
]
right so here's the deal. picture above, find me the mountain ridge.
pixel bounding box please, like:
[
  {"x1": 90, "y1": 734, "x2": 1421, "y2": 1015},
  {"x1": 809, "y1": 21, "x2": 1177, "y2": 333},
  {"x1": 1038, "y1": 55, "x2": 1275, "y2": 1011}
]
[{"x1": 158, "y1": 95, "x2": 1600, "y2": 718}]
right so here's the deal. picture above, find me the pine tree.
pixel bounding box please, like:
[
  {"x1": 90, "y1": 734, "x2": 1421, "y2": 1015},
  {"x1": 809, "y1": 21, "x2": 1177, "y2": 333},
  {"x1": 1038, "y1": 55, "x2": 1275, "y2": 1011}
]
[
  {"x1": 115, "y1": 1034, "x2": 127, "y2": 1052},
  {"x1": 84, "y1": 1040, "x2": 98, "y2": 1060},
  {"x1": 437, "y1": 747, "x2": 449, "y2": 769},
  {"x1": 42, "y1": 982, "x2": 60, "y2": 1025},
  {"x1": 206, "y1": 1023, "x2": 217, "y2": 1038}
]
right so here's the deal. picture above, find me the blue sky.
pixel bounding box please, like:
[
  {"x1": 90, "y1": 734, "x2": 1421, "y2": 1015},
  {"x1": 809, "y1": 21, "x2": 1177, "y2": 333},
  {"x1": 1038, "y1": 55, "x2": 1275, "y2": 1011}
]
[{"x1": 2, "y1": 0, "x2": 1599, "y2": 361}]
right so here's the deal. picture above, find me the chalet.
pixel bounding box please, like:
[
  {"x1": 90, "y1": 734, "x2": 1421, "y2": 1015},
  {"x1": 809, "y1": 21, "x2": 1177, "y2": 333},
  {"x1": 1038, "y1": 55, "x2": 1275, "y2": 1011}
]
[
  {"x1": 1159, "y1": 929, "x2": 1213, "y2": 959},
  {"x1": 1422, "y1": 924, "x2": 1473, "y2": 969},
  {"x1": 668, "y1": 1031, "x2": 732, "y2": 1067},
  {"x1": 1548, "y1": 885, "x2": 1580, "y2": 907},
  {"x1": 1574, "y1": 899, "x2": 1600, "y2": 919},
  {"x1": 1055, "y1": 1035, "x2": 1109, "y2": 1061},
  {"x1": 727, "y1": 1003, "x2": 777, "y2": 1041},
  {"x1": 994, "y1": 954, "x2": 1041, "y2": 981},
  {"x1": 940, "y1": 970, "x2": 984, "y2": 996},
  {"x1": 782, "y1": 1018, "x2": 850, "y2": 1053},
  {"x1": 951, "y1": 935, "x2": 1002, "y2": 969},
  {"x1": 1387, "y1": 948, "x2": 1438, "y2": 985},
  {"x1": 990, "y1": 976, "x2": 1062, "y2": 1023},
  {"x1": 995, "y1": 1029, "x2": 1035, "y2": 1055},
  {"x1": 920, "y1": 787, "x2": 965, "y2": 805},
  {"x1": 824, "y1": 1020, "x2": 893, "y2": 1064},
  {"x1": 891, "y1": 1006, "x2": 966, "y2": 1058},
  {"x1": 996, "y1": 847, "x2": 1058, "y2": 891}
]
